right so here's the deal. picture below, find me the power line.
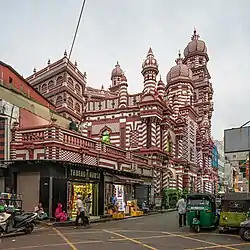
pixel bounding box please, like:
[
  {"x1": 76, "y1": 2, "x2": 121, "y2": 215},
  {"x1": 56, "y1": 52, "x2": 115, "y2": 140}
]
[{"x1": 68, "y1": 0, "x2": 87, "y2": 60}]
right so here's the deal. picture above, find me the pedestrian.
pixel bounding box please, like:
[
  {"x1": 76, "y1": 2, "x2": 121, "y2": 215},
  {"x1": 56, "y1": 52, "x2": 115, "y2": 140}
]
[
  {"x1": 85, "y1": 193, "x2": 92, "y2": 216},
  {"x1": 176, "y1": 194, "x2": 187, "y2": 227},
  {"x1": 75, "y1": 194, "x2": 90, "y2": 229}
]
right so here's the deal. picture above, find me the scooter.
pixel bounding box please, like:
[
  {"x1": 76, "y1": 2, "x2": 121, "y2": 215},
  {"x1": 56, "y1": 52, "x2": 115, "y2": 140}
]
[
  {"x1": 0, "y1": 211, "x2": 37, "y2": 235},
  {"x1": 239, "y1": 219, "x2": 250, "y2": 241}
]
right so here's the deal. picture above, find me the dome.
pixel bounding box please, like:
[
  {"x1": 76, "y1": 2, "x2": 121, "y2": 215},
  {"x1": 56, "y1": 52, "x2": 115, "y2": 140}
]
[
  {"x1": 167, "y1": 52, "x2": 192, "y2": 83},
  {"x1": 184, "y1": 29, "x2": 207, "y2": 58},
  {"x1": 111, "y1": 62, "x2": 123, "y2": 80},
  {"x1": 121, "y1": 74, "x2": 127, "y2": 82},
  {"x1": 141, "y1": 47, "x2": 159, "y2": 75}
]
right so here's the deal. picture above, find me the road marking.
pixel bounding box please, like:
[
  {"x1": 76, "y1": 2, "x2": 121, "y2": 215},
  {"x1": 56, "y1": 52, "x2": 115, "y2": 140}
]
[
  {"x1": 169, "y1": 233, "x2": 239, "y2": 250},
  {"x1": 53, "y1": 227, "x2": 78, "y2": 250},
  {"x1": 3, "y1": 240, "x2": 103, "y2": 250},
  {"x1": 185, "y1": 241, "x2": 250, "y2": 249},
  {"x1": 103, "y1": 229, "x2": 158, "y2": 250}
]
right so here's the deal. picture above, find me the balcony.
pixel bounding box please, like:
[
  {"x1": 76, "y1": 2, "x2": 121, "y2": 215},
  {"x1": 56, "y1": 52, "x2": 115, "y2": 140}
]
[{"x1": 11, "y1": 124, "x2": 151, "y2": 167}]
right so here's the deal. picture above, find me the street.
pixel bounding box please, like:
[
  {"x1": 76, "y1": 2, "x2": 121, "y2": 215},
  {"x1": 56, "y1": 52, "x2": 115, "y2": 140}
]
[{"x1": 1, "y1": 212, "x2": 250, "y2": 250}]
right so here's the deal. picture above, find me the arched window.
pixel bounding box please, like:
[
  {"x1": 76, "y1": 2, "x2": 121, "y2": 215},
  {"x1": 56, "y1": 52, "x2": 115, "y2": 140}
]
[
  {"x1": 68, "y1": 77, "x2": 74, "y2": 88},
  {"x1": 56, "y1": 76, "x2": 63, "y2": 85},
  {"x1": 67, "y1": 97, "x2": 73, "y2": 108},
  {"x1": 55, "y1": 96, "x2": 63, "y2": 106},
  {"x1": 75, "y1": 84, "x2": 81, "y2": 94},
  {"x1": 101, "y1": 130, "x2": 111, "y2": 144},
  {"x1": 48, "y1": 80, "x2": 54, "y2": 90},
  {"x1": 75, "y1": 103, "x2": 80, "y2": 113},
  {"x1": 41, "y1": 83, "x2": 47, "y2": 94}
]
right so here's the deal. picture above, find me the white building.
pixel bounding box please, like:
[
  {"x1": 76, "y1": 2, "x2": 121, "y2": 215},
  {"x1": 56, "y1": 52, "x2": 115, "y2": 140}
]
[
  {"x1": 224, "y1": 151, "x2": 249, "y2": 192},
  {"x1": 214, "y1": 140, "x2": 225, "y2": 191}
]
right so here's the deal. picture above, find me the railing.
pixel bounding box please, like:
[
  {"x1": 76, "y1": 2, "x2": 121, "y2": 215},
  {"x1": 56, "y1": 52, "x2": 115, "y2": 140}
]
[
  {"x1": 132, "y1": 154, "x2": 149, "y2": 165},
  {"x1": 22, "y1": 131, "x2": 45, "y2": 142},
  {"x1": 12, "y1": 124, "x2": 151, "y2": 166},
  {"x1": 61, "y1": 128, "x2": 97, "y2": 150},
  {"x1": 104, "y1": 144, "x2": 127, "y2": 158}
]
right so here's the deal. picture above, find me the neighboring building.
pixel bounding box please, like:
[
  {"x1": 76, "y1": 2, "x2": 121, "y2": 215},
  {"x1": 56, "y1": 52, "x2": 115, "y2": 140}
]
[
  {"x1": 212, "y1": 144, "x2": 218, "y2": 169},
  {"x1": 224, "y1": 151, "x2": 249, "y2": 192},
  {"x1": 26, "y1": 29, "x2": 217, "y2": 194},
  {"x1": 214, "y1": 140, "x2": 225, "y2": 192}
]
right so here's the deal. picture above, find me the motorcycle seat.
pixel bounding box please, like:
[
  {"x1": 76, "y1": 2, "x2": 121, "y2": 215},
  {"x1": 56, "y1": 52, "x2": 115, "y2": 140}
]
[{"x1": 14, "y1": 214, "x2": 31, "y2": 222}]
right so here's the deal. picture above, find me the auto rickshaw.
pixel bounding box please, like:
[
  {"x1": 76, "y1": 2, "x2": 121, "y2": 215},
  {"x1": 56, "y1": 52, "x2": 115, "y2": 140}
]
[
  {"x1": 186, "y1": 193, "x2": 219, "y2": 233},
  {"x1": 219, "y1": 192, "x2": 250, "y2": 233}
]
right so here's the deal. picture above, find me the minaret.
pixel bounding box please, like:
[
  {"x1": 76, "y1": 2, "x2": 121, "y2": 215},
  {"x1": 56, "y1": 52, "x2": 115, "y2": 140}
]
[
  {"x1": 157, "y1": 76, "x2": 165, "y2": 98},
  {"x1": 141, "y1": 47, "x2": 159, "y2": 95},
  {"x1": 118, "y1": 74, "x2": 128, "y2": 108}
]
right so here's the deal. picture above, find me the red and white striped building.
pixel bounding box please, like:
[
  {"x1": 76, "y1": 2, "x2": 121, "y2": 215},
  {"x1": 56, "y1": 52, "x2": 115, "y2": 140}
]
[{"x1": 26, "y1": 29, "x2": 217, "y2": 195}]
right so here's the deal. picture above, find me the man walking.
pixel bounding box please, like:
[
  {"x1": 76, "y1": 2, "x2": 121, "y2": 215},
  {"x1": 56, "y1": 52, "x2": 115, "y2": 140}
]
[
  {"x1": 176, "y1": 195, "x2": 187, "y2": 227},
  {"x1": 75, "y1": 194, "x2": 90, "y2": 228}
]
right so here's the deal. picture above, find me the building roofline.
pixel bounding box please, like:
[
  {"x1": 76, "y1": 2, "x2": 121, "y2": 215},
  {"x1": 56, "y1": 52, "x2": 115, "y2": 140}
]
[{"x1": 0, "y1": 61, "x2": 55, "y2": 109}]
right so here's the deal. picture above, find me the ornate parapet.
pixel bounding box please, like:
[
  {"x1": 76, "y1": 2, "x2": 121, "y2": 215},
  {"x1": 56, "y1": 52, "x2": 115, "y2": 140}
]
[{"x1": 10, "y1": 124, "x2": 152, "y2": 175}]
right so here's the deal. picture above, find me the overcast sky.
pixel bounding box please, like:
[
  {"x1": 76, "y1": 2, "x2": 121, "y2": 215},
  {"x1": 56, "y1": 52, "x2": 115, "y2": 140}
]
[{"x1": 1, "y1": 0, "x2": 250, "y2": 140}]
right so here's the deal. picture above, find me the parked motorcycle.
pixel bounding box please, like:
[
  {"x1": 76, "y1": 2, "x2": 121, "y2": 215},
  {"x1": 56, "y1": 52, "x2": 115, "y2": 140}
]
[
  {"x1": 0, "y1": 211, "x2": 37, "y2": 235},
  {"x1": 239, "y1": 219, "x2": 250, "y2": 241}
]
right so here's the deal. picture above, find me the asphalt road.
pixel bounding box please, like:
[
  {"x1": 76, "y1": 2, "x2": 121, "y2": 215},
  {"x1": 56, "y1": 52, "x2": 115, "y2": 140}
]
[{"x1": 1, "y1": 211, "x2": 250, "y2": 250}]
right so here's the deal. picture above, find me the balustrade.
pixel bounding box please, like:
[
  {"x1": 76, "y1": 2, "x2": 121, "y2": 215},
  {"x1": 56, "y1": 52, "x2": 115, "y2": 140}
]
[
  {"x1": 22, "y1": 131, "x2": 45, "y2": 142},
  {"x1": 13, "y1": 125, "x2": 151, "y2": 167},
  {"x1": 104, "y1": 143, "x2": 127, "y2": 158}
]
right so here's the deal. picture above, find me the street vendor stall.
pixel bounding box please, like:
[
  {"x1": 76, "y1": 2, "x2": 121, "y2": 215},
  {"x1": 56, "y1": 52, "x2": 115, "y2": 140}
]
[{"x1": 0, "y1": 192, "x2": 22, "y2": 213}]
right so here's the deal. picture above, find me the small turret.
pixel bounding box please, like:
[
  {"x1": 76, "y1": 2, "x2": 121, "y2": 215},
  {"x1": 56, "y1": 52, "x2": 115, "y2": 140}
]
[
  {"x1": 141, "y1": 47, "x2": 159, "y2": 95},
  {"x1": 157, "y1": 76, "x2": 165, "y2": 98},
  {"x1": 118, "y1": 73, "x2": 128, "y2": 108}
]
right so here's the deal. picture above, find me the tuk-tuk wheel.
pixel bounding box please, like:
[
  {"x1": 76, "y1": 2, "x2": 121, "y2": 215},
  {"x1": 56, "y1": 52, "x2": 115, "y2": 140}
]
[
  {"x1": 218, "y1": 227, "x2": 225, "y2": 234},
  {"x1": 194, "y1": 225, "x2": 200, "y2": 233},
  {"x1": 239, "y1": 228, "x2": 250, "y2": 241}
]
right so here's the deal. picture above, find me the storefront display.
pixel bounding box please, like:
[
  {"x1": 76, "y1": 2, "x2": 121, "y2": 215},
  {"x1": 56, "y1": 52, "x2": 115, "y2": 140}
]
[
  {"x1": 114, "y1": 185, "x2": 125, "y2": 212},
  {"x1": 67, "y1": 167, "x2": 101, "y2": 218},
  {"x1": 68, "y1": 183, "x2": 93, "y2": 218}
]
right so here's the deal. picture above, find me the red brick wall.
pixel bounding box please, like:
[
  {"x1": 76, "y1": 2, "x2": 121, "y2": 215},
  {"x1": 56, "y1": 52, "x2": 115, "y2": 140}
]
[
  {"x1": 19, "y1": 108, "x2": 49, "y2": 128},
  {"x1": 0, "y1": 63, "x2": 55, "y2": 110}
]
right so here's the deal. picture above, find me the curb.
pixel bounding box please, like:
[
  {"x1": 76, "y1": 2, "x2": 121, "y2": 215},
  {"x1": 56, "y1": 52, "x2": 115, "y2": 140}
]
[{"x1": 46, "y1": 209, "x2": 175, "y2": 227}]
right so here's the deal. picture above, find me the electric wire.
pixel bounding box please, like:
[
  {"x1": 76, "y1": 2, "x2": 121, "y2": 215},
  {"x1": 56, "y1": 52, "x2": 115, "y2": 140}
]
[{"x1": 68, "y1": 0, "x2": 87, "y2": 60}]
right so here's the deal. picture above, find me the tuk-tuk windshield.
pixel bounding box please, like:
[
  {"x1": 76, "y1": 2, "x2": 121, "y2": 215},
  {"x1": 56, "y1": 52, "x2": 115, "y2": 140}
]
[{"x1": 187, "y1": 198, "x2": 210, "y2": 206}]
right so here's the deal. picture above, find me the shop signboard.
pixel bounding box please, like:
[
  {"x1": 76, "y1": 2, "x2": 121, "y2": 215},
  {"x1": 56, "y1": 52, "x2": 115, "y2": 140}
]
[{"x1": 68, "y1": 168, "x2": 101, "y2": 181}]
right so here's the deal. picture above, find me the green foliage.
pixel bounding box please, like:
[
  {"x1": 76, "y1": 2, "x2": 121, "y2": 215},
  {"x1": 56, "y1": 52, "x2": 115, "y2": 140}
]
[{"x1": 161, "y1": 188, "x2": 191, "y2": 208}]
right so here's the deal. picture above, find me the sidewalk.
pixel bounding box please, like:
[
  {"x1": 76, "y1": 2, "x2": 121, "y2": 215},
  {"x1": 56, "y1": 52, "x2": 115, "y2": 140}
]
[{"x1": 44, "y1": 209, "x2": 175, "y2": 227}]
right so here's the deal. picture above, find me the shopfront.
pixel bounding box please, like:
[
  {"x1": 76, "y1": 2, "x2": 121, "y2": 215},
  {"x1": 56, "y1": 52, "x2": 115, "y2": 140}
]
[
  {"x1": 67, "y1": 167, "x2": 103, "y2": 217},
  {"x1": 104, "y1": 173, "x2": 144, "y2": 215},
  {"x1": 134, "y1": 177, "x2": 152, "y2": 207}
]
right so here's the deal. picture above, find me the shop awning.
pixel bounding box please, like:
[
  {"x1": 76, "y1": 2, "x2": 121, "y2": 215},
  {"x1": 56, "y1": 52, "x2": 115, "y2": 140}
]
[{"x1": 114, "y1": 175, "x2": 144, "y2": 184}]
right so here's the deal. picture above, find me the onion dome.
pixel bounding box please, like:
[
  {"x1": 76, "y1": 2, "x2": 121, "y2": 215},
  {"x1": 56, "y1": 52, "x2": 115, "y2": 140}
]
[
  {"x1": 167, "y1": 51, "x2": 192, "y2": 84},
  {"x1": 141, "y1": 47, "x2": 159, "y2": 75},
  {"x1": 184, "y1": 29, "x2": 207, "y2": 58},
  {"x1": 111, "y1": 62, "x2": 123, "y2": 80}
]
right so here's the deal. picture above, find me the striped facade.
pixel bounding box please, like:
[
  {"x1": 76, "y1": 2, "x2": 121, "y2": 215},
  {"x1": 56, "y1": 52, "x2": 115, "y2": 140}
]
[{"x1": 21, "y1": 30, "x2": 216, "y2": 196}]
